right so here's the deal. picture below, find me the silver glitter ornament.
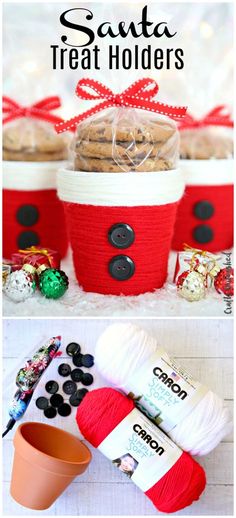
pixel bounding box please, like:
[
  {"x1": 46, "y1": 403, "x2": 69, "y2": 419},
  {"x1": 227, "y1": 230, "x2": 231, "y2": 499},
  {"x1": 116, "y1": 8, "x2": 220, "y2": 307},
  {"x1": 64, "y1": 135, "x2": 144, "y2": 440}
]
[
  {"x1": 177, "y1": 270, "x2": 206, "y2": 302},
  {"x1": 4, "y1": 269, "x2": 36, "y2": 302}
]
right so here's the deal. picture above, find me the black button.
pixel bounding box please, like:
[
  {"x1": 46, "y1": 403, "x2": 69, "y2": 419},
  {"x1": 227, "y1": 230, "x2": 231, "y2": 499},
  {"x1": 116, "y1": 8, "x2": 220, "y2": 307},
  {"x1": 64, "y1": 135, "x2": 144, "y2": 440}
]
[
  {"x1": 45, "y1": 380, "x2": 59, "y2": 394},
  {"x1": 36, "y1": 397, "x2": 49, "y2": 410},
  {"x1": 58, "y1": 403, "x2": 71, "y2": 417},
  {"x1": 70, "y1": 388, "x2": 88, "y2": 406},
  {"x1": 50, "y1": 394, "x2": 64, "y2": 408},
  {"x1": 77, "y1": 388, "x2": 88, "y2": 398},
  {"x1": 73, "y1": 353, "x2": 83, "y2": 367},
  {"x1": 193, "y1": 225, "x2": 214, "y2": 244},
  {"x1": 109, "y1": 255, "x2": 135, "y2": 281},
  {"x1": 71, "y1": 368, "x2": 83, "y2": 382},
  {"x1": 17, "y1": 230, "x2": 40, "y2": 249},
  {"x1": 69, "y1": 391, "x2": 85, "y2": 407},
  {"x1": 82, "y1": 373, "x2": 94, "y2": 386},
  {"x1": 58, "y1": 363, "x2": 71, "y2": 377},
  {"x1": 44, "y1": 406, "x2": 57, "y2": 419},
  {"x1": 63, "y1": 380, "x2": 77, "y2": 395},
  {"x1": 82, "y1": 354, "x2": 94, "y2": 368},
  {"x1": 66, "y1": 342, "x2": 81, "y2": 356},
  {"x1": 16, "y1": 205, "x2": 39, "y2": 227},
  {"x1": 194, "y1": 201, "x2": 214, "y2": 220},
  {"x1": 108, "y1": 223, "x2": 135, "y2": 249}
]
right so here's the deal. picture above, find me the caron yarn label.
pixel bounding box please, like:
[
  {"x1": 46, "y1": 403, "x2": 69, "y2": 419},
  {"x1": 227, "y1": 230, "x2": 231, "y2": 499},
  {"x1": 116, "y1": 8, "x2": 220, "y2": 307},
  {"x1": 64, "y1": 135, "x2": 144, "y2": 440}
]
[
  {"x1": 126, "y1": 349, "x2": 208, "y2": 432},
  {"x1": 99, "y1": 408, "x2": 182, "y2": 492}
]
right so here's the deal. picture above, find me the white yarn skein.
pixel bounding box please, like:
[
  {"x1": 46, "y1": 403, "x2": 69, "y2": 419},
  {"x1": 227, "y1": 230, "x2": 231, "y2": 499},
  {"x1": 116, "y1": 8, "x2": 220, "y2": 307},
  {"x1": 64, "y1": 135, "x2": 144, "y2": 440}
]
[{"x1": 95, "y1": 323, "x2": 232, "y2": 456}]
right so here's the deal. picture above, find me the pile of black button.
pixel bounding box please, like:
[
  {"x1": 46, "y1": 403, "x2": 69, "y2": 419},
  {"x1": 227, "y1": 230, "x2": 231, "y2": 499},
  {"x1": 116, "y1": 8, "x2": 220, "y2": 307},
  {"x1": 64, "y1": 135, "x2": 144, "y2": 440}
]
[{"x1": 36, "y1": 342, "x2": 94, "y2": 419}]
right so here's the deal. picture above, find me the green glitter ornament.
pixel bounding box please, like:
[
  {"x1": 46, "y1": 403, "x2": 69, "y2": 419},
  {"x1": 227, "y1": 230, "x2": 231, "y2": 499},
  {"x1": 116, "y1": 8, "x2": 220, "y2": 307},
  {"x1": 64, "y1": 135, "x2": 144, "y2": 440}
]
[{"x1": 39, "y1": 268, "x2": 69, "y2": 299}]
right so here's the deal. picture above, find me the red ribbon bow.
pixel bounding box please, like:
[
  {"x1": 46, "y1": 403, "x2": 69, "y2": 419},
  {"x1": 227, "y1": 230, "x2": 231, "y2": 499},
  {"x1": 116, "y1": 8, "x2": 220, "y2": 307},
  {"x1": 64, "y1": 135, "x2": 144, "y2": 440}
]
[
  {"x1": 2, "y1": 96, "x2": 64, "y2": 125},
  {"x1": 178, "y1": 105, "x2": 234, "y2": 130},
  {"x1": 55, "y1": 78, "x2": 187, "y2": 133}
]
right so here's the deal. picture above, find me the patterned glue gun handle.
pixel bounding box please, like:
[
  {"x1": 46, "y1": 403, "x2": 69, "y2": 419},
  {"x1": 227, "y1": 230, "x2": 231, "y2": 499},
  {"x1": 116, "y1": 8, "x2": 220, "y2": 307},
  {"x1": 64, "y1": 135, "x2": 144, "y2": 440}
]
[
  {"x1": 9, "y1": 389, "x2": 33, "y2": 421},
  {"x1": 16, "y1": 336, "x2": 61, "y2": 392},
  {"x1": 8, "y1": 336, "x2": 61, "y2": 421}
]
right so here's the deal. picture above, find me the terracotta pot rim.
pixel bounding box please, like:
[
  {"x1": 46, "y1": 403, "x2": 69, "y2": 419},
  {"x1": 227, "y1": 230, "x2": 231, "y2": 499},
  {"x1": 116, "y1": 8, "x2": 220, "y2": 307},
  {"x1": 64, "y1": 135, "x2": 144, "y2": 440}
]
[{"x1": 15, "y1": 422, "x2": 92, "y2": 469}]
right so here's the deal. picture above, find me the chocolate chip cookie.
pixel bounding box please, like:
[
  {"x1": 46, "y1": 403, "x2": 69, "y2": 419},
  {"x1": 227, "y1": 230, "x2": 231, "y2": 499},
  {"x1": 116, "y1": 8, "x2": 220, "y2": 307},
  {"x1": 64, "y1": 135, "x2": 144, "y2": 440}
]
[
  {"x1": 3, "y1": 120, "x2": 68, "y2": 161},
  {"x1": 73, "y1": 111, "x2": 178, "y2": 172},
  {"x1": 76, "y1": 139, "x2": 167, "y2": 160},
  {"x1": 180, "y1": 129, "x2": 233, "y2": 159},
  {"x1": 76, "y1": 114, "x2": 176, "y2": 144},
  {"x1": 74, "y1": 156, "x2": 173, "y2": 172}
]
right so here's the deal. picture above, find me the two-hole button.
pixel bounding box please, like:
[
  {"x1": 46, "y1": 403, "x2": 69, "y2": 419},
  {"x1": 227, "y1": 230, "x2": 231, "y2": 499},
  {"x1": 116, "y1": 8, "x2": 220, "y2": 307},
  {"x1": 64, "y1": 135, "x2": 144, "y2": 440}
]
[
  {"x1": 108, "y1": 223, "x2": 135, "y2": 249},
  {"x1": 193, "y1": 201, "x2": 214, "y2": 244},
  {"x1": 194, "y1": 201, "x2": 214, "y2": 220},
  {"x1": 109, "y1": 255, "x2": 135, "y2": 281}
]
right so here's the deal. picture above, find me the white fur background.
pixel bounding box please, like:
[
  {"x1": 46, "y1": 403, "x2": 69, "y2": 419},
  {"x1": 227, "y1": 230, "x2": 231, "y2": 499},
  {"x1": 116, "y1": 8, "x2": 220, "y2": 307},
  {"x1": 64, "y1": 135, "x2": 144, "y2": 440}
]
[{"x1": 3, "y1": 250, "x2": 233, "y2": 317}]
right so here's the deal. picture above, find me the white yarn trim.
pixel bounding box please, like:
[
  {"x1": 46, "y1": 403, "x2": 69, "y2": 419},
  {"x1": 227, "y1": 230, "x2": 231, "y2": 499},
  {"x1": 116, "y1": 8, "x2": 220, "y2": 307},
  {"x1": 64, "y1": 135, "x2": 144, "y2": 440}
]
[
  {"x1": 3, "y1": 161, "x2": 66, "y2": 191},
  {"x1": 181, "y1": 159, "x2": 234, "y2": 186},
  {"x1": 57, "y1": 168, "x2": 185, "y2": 207}
]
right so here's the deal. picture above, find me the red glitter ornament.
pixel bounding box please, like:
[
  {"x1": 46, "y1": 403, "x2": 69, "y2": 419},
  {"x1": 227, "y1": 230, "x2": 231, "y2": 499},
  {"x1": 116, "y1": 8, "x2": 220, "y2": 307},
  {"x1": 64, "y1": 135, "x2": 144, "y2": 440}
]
[
  {"x1": 214, "y1": 267, "x2": 234, "y2": 297},
  {"x1": 176, "y1": 270, "x2": 189, "y2": 287}
]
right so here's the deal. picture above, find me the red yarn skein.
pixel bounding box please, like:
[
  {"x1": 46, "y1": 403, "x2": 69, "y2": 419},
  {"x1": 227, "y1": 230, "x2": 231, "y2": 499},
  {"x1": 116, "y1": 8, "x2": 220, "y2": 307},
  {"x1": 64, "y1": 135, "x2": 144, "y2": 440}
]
[{"x1": 76, "y1": 388, "x2": 206, "y2": 513}]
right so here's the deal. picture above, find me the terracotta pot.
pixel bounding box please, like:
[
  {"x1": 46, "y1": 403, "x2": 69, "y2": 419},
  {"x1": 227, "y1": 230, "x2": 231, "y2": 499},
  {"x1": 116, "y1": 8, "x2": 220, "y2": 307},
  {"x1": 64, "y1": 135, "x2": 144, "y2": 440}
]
[{"x1": 10, "y1": 422, "x2": 92, "y2": 510}]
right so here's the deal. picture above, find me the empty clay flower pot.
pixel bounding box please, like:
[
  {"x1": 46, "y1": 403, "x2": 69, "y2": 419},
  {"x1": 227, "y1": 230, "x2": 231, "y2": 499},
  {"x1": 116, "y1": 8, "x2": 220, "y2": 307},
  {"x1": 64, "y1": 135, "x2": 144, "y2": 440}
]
[{"x1": 10, "y1": 422, "x2": 92, "y2": 510}]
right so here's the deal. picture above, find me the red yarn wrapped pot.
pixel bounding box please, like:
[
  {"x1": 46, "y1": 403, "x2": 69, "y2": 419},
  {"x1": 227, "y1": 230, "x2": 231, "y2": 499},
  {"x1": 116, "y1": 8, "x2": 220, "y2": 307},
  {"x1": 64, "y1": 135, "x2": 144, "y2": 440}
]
[
  {"x1": 3, "y1": 161, "x2": 68, "y2": 260},
  {"x1": 172, "y1": 159, "x2": 234, "y2": 252},
  {"x1": 76, "y1": 387, "x2": 206, "y2": 513},
  {"x1": 57, "y1": 169, "x2": 184, "y2": 295}
]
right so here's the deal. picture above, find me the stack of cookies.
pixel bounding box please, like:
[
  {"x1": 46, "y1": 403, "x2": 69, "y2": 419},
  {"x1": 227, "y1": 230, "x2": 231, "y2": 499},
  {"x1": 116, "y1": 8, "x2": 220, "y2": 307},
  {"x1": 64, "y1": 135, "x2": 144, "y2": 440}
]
[
  {"x1": 3, "y1": 120, "x2": 68, "y2": 162},
  {"x1": 73, "y1": 112, "x2": 178, "y2": 172},
  {"x1": 180, "y1": 128, "x2": 233, "y2": 159}
]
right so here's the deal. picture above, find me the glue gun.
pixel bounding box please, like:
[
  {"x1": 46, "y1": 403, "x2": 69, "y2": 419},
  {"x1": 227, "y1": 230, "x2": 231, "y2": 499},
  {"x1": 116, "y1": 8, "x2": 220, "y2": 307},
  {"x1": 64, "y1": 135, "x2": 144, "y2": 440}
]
[{"x1": 2, "y1": 336, "x2": 61, "y2": 437}]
